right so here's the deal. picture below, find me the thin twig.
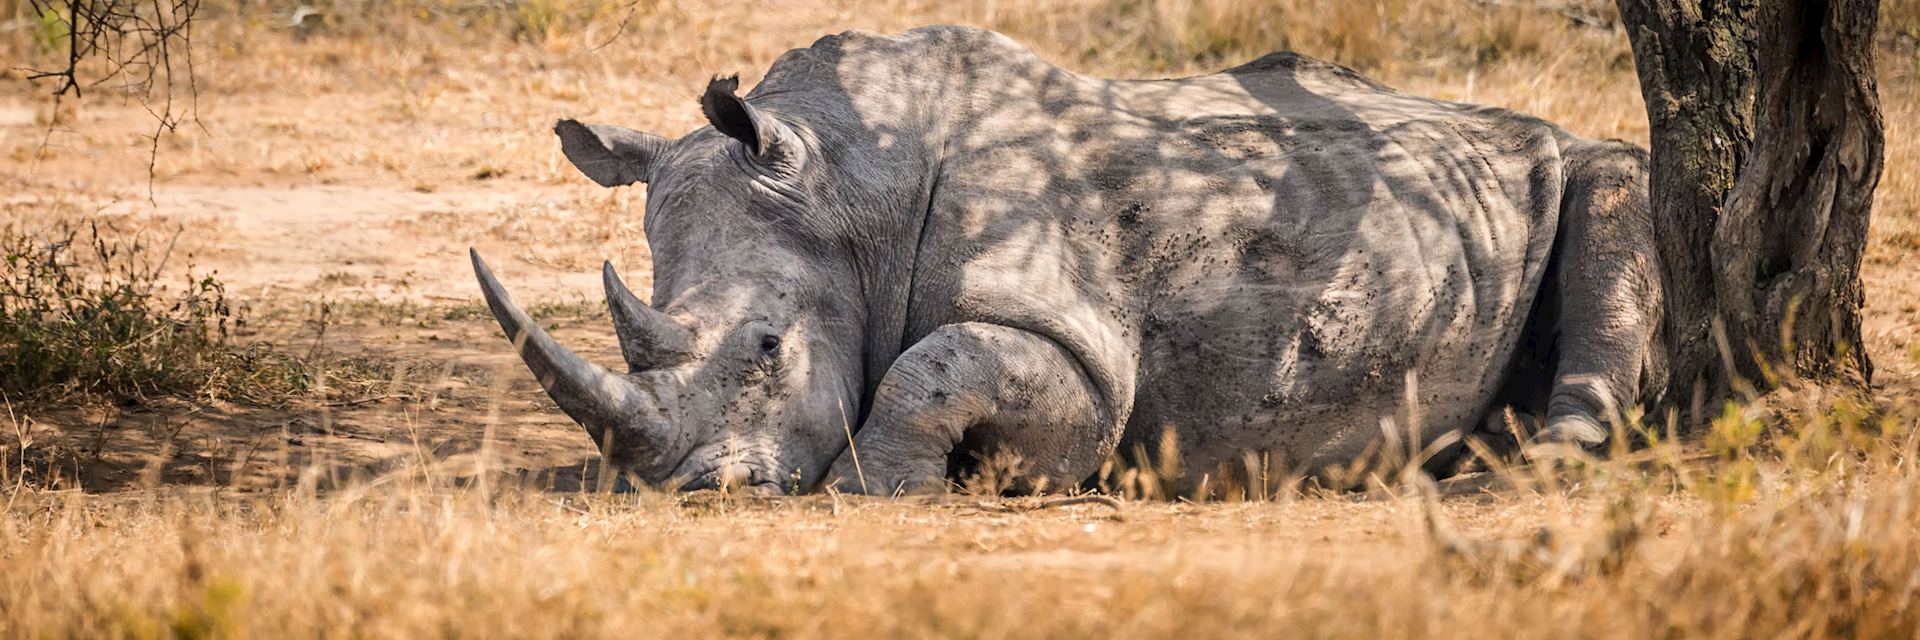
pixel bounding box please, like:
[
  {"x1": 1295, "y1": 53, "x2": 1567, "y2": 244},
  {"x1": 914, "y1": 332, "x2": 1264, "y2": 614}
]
[
  {"x1": 322, "y1": 394, "x2": 414, "y2": 408},
  {"x1": 973, "y1": 495, "x2": 1126, "y2": 518},
  {"x1": 547, "y1": 497, "x2": 592, "y2": 516},
  {"x1": 838, "y1": 399, "x2": 866, "y2": 494},
  {"x1": 588, "y1": 0, "x2": 643, "y2": 52}
]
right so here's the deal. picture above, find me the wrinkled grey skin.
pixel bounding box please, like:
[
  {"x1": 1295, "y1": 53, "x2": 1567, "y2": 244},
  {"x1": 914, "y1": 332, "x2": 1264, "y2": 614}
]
[{"x1": 474, "y1": 26, "x2": 1663, "y2": 495}]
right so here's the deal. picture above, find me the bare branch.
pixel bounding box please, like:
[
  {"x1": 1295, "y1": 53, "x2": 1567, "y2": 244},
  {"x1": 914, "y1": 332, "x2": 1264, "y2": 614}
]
[{"x1": 20, "y1": 0, "x2": 204, "y2": 194}]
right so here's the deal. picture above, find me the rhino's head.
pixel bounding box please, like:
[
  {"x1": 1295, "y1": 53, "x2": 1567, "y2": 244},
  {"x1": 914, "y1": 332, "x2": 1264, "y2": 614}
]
[{"x1": 474, "y1": 77, "x2": 867, "y2": 494}]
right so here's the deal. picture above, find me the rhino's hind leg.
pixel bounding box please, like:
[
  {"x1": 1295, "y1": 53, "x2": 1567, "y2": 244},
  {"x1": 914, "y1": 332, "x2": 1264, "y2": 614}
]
[
  {"x1": 1534, "y1": 142, "x2": 1664, "y2": 450},
  {"x1": 825, "y1": 323, "x2": 1114, "y2": 496}
]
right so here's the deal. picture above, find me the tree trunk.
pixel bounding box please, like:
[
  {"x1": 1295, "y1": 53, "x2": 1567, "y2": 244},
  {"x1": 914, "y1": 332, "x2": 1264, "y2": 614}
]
[{"x1": 1617, "y1": 0, "x2": 1884, "y2": 413}]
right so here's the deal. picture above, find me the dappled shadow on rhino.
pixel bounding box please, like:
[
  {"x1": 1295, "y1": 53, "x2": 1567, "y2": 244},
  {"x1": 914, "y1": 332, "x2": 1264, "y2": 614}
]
[{"x1": 474, "y1": 26, "x2": 1661, "y2": 496}]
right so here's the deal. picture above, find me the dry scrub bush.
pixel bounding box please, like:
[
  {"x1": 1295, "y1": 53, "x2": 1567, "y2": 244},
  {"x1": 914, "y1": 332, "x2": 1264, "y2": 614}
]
[
  {"x1": 0, "y1": 218, "x2": 314, "y2": 404},
  {"x1": 0, "y1": 213, "x2": 425, "y2": 411}
]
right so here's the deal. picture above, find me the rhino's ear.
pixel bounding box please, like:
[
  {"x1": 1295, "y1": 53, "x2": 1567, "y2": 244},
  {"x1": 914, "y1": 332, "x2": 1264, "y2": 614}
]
[
  {"x1": 554, "y1": 119, "x2": 668, "y2": 187},
  {"x1": 700, "y1": 75, "x2": 800, "y2": 166}
]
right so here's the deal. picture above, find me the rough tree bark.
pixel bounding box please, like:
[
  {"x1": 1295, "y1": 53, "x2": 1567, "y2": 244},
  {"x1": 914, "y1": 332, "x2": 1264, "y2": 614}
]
[{"x1": 1617, "y1": 0, "x2": 1884, "y2": 413}]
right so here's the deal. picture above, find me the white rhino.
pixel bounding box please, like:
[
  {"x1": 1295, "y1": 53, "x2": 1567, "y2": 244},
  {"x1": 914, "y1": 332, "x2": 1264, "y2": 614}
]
[{"x1": 471, "y1": 26, "x2": 1661, "y2": 495}]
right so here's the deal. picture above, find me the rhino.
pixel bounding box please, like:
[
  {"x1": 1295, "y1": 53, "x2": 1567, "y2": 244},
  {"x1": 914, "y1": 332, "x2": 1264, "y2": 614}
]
[{"x1": 471, "y1": 26, "x2": 1661, "y2": 495}]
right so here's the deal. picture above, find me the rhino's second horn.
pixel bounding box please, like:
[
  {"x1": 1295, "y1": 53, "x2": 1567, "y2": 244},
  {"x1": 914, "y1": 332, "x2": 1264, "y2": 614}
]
[{"x1": 602, "y1": 261, "x2": 693, "y2": 371}]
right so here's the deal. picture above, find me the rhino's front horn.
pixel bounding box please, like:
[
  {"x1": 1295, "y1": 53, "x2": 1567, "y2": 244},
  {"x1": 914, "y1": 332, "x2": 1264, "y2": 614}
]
[
  {"x1": 471, "y1": 249, "x2": 650, "y2": 443},
  {"x1": 602, "y1": 261, "x2": 693, "y2": 371}
]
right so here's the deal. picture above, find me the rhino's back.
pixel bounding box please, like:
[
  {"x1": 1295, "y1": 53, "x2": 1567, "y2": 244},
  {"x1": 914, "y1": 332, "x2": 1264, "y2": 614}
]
[
  {"x1": 1125, "y1": 56, "x2": 1571, "y2": 470},
  {"x1": 863, "y1": 29, "x2": 1572, "y2": 473}
]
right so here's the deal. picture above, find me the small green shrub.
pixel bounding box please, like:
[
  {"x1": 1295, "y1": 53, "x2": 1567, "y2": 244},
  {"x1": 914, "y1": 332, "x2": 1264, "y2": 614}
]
[
  {"x1": 30, "y1": 5, "x2": 69, "y2": 54},
  {"x1": 0, "y1": 220, "x2": 310, "y2": 405}
]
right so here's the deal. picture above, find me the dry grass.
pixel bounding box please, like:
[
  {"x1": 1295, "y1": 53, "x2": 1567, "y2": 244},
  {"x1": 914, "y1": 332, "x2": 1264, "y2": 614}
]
[
  {"x1": 2, "y1": 0, "x2": 1920, "y2": 637},
  {"x1": 5, "y1": 387, "x2": 1920, "y2": 638}
]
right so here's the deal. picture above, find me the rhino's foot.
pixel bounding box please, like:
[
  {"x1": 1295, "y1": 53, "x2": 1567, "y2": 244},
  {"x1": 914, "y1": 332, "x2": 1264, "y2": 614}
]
[
  {"x1": 819, "y1": 422, "x2": 956, "y2": 496},
  {"x1": 1524, "y1": 414, "x2": 1608, "y2": 461}
]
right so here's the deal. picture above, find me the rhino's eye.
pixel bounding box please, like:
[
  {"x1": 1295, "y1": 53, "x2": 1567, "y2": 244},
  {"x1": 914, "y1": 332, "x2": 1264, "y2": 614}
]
[{"x1": 758, "y1": 334, "x2": 782, "y2": 354}]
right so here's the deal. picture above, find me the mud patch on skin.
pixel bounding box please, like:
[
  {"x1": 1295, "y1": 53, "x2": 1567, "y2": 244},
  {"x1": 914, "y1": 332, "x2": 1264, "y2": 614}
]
[{"x1": 1230, "y1": 227, "x2": 1302, "y2": 285}]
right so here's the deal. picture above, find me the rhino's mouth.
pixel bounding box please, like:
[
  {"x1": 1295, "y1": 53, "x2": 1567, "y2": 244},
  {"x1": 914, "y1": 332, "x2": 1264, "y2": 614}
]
[
  {"x1": 669, "y1": 455, "x2": 789, "y2": 495},
  {"x1": 675, "y1": 467, "x2": 787, "y2": 494},
  {"x1": 677, "y1": 475, "x2": 786, "y2": 495}
]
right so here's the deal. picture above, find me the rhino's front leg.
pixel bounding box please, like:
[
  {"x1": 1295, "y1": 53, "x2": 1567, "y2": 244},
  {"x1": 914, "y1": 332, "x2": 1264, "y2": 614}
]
[{"x1": 825, "y1": 322, "x2": 1112, "y2": 496}]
